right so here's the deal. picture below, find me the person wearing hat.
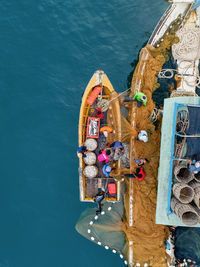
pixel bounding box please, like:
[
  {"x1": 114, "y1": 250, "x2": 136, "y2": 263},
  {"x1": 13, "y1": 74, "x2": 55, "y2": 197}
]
[
  {"x1": 134, "y1": 158, "x2": 149, "y2": 166},
  {"x1": 95, "y1": 107, "x2": 104, "y2": 119},
  {"x1": 102, "y1": 162, "x2": 112, "y2": 178},
  {"x1": 100, "y1": 126, "x2": 113, "y2": 138},
  {"x1": 77, "y1": 145, "x2": 88, "y2": 158},
  {"x1": 138, "y1": 130, "x2": 148, "y2": 143},
  {"x1": 187, "y1": 160, "x2": 200, "y2": 174},
  {"x1": 124, "y1": 167, "x2": 146, "y2": 181},
  {"x1": 98, "y1": 149, "x2": 110, "y2": 163},
  {"x1": 124, "y1": 92, "x2": 147, "y2": 107}
]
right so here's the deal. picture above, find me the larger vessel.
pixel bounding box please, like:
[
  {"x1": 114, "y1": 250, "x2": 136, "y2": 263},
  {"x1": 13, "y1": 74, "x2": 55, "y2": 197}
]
[{"x1": 76, "y1": 1, "x2": 200, "y2": 266}]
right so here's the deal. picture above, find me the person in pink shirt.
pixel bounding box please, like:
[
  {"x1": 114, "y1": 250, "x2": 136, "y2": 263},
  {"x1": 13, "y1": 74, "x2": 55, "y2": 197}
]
[{"x1": 97, "y1": 150, "x2": 110, "y2": 163}]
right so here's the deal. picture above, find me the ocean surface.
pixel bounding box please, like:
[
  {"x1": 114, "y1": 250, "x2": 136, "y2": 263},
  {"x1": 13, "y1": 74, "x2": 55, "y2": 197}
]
[{"x1": 0, "y1": 1, "x2": 168, "y2": 267}]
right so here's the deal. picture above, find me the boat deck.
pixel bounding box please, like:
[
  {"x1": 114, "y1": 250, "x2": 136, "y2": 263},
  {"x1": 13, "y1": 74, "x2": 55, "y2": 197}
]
[
  {"x1": 156, "y1": 96, "x2": 200, "y2": 227},
  {"x1": 81, "y1": 90, "x2": 118, "y2": 201}
]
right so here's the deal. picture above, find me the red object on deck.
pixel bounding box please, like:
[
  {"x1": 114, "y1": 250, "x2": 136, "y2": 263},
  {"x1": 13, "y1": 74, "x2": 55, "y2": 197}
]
[
  {"x1": 86, "y1": 117, "x2": 100, "y2": 138},
  {"x1": 95, "y1": 107, "x2": 103, "y2": 119},
  {"x1": 108, "y1": 183, "x2": 116, "y2": 195},
  {"x1": 86, "y1": 86, "x2": 102, "y2": 106},
  {"x1": 136, "y1": 167, "x2": 146, "y2": 181}
]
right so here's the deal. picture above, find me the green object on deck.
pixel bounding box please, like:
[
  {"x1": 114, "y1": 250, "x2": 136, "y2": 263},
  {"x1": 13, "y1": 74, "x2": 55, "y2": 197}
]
[{"x1": 133, "y1": 92, "x2": 147, "y2": 106}]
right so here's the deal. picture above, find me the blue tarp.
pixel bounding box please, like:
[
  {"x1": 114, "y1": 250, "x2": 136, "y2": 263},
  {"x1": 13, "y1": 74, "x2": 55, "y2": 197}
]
[{"x1": 185, "y1": 106, "x2": 200, "y2": 160}]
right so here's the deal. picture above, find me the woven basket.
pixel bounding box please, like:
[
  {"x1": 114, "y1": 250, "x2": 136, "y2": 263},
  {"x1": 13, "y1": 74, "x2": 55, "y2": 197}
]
[
  {"x1": 174, "y1": 164, "x2": 193, "y2": 183},
  {"x1": 172, "y1": 183, "x2": 194, "y2": 204},
  {"x1": 188, "y1": 179, "x2": 200, "y2": 189},
  {"x1": 85, "y1": 138, "x2": 98, "y2": 151},
  {"x1": 84, "y1": 165, "x2": 98, "y2": 179},
  {"x1": 171, "y1": 197, "x2": 199, "y2": 226},
  {"x1": 83, "y1": 152, "x2": 96, "y2": 165},
  {"x1": 194, "y1": 187, "x2": 200, "y2": 209},
  {"x1": 194, "y1": 172, "x2": 200, "y2": 182}
]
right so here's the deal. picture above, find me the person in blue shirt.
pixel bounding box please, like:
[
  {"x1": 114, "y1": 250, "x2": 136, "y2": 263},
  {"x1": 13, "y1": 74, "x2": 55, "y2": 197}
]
[
  {"x1": 188, "y1": 160, "x2": 200, "y2": 174},
  {"x1": 102, "y1": 163, "x2": 112, "y2": 178},
  {"x1": 110, "y1": 141, "x2": 124, "y2": 152},
  {"x1": 77, "y1": 145, "x2": 87, "y2": 158}
]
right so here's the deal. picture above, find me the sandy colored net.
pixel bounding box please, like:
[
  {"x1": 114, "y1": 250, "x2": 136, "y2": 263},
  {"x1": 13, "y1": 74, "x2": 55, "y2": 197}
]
[{"x1": 121, "y1": 34, "x2": 179, "y2": 266}]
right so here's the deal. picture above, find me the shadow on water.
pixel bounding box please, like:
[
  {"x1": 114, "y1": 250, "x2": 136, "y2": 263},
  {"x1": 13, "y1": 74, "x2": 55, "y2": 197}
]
[{"x1": 126, "y1": 40, "x2": 148, "y2": 89}]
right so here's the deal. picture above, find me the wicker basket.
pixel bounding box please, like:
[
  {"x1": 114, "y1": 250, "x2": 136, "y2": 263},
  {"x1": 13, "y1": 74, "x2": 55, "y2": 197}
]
[
  {"x1": 194, "y1": 172, "x2": 200, "y2": 182},
  {"x1": 194, "y1": 187, "x2": 200, "y2": 209},
  {"x1": 172, "y1": 183, "x2": 194, "y2": 204},
  {"x1": 174, "y1": 164, "x2": 193, "y2": 183},
  {"x1": 171, "y1": 197, "x2": 199, "y2": 226},
  {"x1": 85, "y1": 138, "x2": 98, "y2": 151},
  {"x1": 83, "y1": 152, "x2": 96, "y2": 165},
  {"x1": 188, "y1": 179, "x2": 200, "y2": 189},
  {"x1": 84, "y1": 165, "x2": 98, "y2": 179}
]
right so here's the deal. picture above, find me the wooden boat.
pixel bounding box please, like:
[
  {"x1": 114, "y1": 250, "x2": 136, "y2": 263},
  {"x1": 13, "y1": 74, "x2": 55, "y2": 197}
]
[{"x1": 78, "y1": 70, "x2": 121, "y2": 202}]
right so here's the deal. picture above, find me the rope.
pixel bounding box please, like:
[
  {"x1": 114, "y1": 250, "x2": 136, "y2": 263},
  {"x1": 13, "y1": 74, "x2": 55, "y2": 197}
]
[
  {"x1": 99, "y1": 88, "x2": 130, "y2": 110},
  {"x1": 159, "y1": 22, "x2": 200, "y2": 95},
  {"x1": 149, "y1": 108, "x2": 160, "y2": 123}
]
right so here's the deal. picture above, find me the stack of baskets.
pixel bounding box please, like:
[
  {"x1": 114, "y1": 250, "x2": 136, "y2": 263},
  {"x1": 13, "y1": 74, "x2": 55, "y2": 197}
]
[
  {"x1": 171, "y1": 163, "x2": 200, "y2": 226},
  {"x1": 83, "y1": 139, "x2": 98, "y2": 179}
]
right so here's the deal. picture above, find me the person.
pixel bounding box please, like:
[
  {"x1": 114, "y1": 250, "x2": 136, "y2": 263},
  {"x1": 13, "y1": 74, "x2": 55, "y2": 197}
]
[
  {"x1": 124, "y1": 92, "x2": 147, "y2": 107},
  {"x1": 138, "y1": 130, "x2": 148, "y2": 143},
  {"x1": 187, "y1": 160, "x2": 200, "y2": 174},
  {"x1": 98, "y1": 149, "x2": 110, "y2": 163},
  {"x1": 110, "y1": 141, "x2": 124, "y2": 152},
  {"x1": 77, "y1": 145, "x2": 87, "y2": 158},
  {"x1": 134, "y1": 158, "x2": 149, "y2": 166},
  {"x1": 110, "y1": 141, "x2": 125, "y2": 161},
  {"x1": 94, "y1": 190, "x2": 105, "y2": 215},
  {"x1": 100, "y1": 126, "x2": 113, "y2": 138},
  {"x1": 102, "y1": 162, "x2": 112, "y2": 178},
  {"x1": 95, "y1": 107, "x2": 103, "y2": 119},
  {"x1": 135, "y1": 167, "x2": 146, "y2": 181},
  {"x1": 124, "y1": 167, "x2": 146, "y2": 181}
]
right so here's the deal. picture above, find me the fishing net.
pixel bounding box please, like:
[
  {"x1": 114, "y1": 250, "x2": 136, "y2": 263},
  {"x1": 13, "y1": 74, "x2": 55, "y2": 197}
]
[
  {"x1": 75, "y1": 191, "x2": 127, "y2": 257},
  {"x1": 119, "y1": 34, "x2": 180, "y2": 266}
]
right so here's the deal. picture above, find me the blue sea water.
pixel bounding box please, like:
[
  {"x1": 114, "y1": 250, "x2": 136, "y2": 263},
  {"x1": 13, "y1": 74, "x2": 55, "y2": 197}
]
[{"x1": 0, "y1": 1, "x2": 168, "y2": 267}]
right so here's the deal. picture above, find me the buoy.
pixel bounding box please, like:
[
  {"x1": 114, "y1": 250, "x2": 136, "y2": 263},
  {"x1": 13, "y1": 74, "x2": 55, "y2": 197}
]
[{"x1": 87, "y1": 86, "x2": 102, "y2": 106}]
